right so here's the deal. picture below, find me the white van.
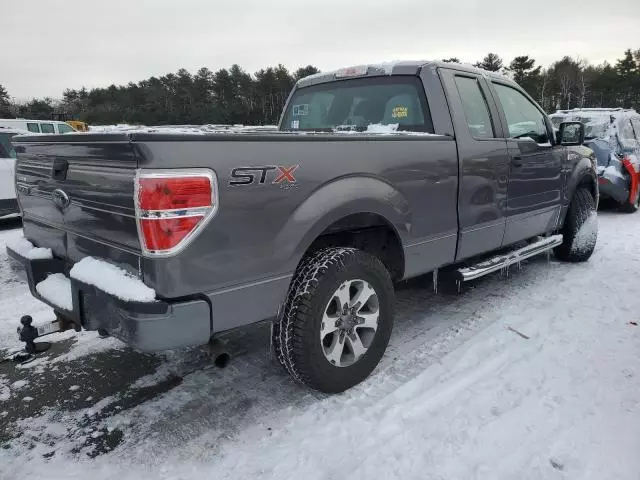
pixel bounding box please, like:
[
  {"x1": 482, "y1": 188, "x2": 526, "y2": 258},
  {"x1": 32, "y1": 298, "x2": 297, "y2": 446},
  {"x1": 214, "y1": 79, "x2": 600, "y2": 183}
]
[
  {"x1": 0, "y1": 118, "x2": 76, "y2": 134},
  {"x1": 0, "y1": 127, "x2": 30, "y2": 217}
]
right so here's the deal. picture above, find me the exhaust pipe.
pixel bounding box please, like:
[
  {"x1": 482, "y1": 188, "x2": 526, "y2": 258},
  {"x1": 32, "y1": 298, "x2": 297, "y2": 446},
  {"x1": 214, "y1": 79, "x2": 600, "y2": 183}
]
[{"x1": 207, "y1": 338, "x2": 231, "y2": 368}]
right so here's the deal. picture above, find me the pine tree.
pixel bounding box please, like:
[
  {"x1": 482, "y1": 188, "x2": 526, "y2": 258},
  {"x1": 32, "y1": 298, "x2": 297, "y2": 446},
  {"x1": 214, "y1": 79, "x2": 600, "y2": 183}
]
[
  {"x1": 615, "y1": 49, "x2": 638, "y2": 108},
  {"x1": 294, "y1": 65, "x2": 320, "y2": 81},
  {"x1": 474, "y1": 53, "x2": 503, "y2": 72},
  {"x1": 615, "y1": 49, "x2": 637, "y2": 77},
  {"x1": 0, "y1": 84, "x2": 11, "y2": 117},
  {"x1": 506, "y1": 56, "x2": 542, "y2": 98}
]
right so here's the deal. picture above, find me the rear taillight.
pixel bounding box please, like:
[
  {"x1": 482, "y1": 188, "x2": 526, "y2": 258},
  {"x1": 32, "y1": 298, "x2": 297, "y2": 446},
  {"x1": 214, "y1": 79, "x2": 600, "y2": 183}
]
[
  {"x1": 621, "y1": 157, "x2": 639, "y2": 204},
  {"x1": 135, "y1": 169, "x2": 217, "y2": 256}
]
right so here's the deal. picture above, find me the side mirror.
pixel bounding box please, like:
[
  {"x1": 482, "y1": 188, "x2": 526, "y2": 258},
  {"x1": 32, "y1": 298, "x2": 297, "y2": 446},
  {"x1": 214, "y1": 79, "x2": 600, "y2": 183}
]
[{"x1": 557, "y1": 121, "x2": 585, "y2": 146}]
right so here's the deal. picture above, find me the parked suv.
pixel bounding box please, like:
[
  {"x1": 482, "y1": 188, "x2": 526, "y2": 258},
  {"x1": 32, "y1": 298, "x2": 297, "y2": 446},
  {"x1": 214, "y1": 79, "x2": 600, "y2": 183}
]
[
  {"x1": 0, "y1": 126, "x2": 29, "y2": 217},
  {"x1": 0, "y1": 119, "x2": 76, "y2": 135},
  {"x1": 551, "y1": 108, "x2": 640, "y2": 212},
  {"x1": 8, "y1": 61, "x2": 598, "y2": 392}
]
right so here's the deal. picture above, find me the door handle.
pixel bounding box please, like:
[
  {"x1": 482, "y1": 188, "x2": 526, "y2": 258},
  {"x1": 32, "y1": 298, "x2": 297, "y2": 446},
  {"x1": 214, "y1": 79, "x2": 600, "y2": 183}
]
[{"x1": 512, "y1": 155, "x2": 523, "y2": 168}]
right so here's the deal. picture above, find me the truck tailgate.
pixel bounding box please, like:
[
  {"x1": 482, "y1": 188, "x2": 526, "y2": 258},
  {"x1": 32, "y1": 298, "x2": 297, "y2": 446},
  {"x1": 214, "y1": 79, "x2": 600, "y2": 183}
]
[{"x1": 13, "y1": 134, "x2": 141, "y2": 271}]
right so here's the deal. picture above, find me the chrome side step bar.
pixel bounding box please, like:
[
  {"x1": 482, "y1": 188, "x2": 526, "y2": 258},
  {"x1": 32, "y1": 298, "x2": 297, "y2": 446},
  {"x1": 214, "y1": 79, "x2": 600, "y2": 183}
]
[{"x1": 457, "y1": 235, "x2": 563, "y2": 282}]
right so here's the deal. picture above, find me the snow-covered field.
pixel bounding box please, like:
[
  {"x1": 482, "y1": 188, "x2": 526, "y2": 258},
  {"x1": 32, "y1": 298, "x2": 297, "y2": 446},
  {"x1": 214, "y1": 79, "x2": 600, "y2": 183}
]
[{"x1": 1, "y1": 212, "x2": 639, "y2": 479}]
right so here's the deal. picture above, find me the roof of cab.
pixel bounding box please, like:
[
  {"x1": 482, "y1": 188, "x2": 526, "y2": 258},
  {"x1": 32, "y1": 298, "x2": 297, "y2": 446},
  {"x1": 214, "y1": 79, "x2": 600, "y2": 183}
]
[{"x1": 296, "y1": 60, "x2": 512, "y2": 88}]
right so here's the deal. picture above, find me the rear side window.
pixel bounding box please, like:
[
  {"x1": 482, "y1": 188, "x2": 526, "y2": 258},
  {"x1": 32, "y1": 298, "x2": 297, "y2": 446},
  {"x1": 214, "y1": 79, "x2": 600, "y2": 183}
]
[
  {"x1": 631, "y1": 118, "x2": 640, "y2": 141},
  {"x1": 619, "y1": 119, "x2": 639, "y2": 151},
  {"x1": 620, "y1": 120, "x2": 636, "y2": 141},
  {"x1": 57, "y1": 123, "x2": 74, "y2": 134},
  {"x1": 493, "y1": 83, "x2": 549, "y2": 144},
  {"x1": 453, "y1": 76, "x2": 494, "y2": 139},
  {"x1": 281, "y1": 76, "x2": 433, "y2": 132},
  {"x1": 27, "y1": 123, "x2": 40, "y2": 133},
  {"x1": 0, "y1": 133, "x2": 16, "y2": 158},
  {"x1": 40, "y1": 123, "x2": 55, "y2": 134}
]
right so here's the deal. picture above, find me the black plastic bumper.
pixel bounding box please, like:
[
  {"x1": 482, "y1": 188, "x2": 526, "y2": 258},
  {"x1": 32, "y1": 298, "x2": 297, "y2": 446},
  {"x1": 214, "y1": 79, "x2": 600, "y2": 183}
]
[
  {"x1": 6, "y1": 247, "x2": 211, "y2": 351},
  {"x1": 598, "y1": 171, "x2": 629, "y2": 204}
]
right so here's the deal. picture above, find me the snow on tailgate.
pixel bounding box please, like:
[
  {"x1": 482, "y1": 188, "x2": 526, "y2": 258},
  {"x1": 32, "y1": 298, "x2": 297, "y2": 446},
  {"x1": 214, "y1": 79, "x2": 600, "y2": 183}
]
[
  {"x1": 35, "y1": 274, "x2": 72, "y2": 311},
  {"x1": 69, "y1": 257, "x2": 156, "y2": 303},
  {"x1": 7, "y1": 236, "x2": 52, "y2": 260}
]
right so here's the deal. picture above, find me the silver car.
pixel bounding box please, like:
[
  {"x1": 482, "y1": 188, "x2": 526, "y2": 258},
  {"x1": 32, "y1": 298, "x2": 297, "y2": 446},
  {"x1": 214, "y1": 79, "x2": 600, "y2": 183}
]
[{"x1": 551, "y1": 108, "x2": 640, "y2": 212}]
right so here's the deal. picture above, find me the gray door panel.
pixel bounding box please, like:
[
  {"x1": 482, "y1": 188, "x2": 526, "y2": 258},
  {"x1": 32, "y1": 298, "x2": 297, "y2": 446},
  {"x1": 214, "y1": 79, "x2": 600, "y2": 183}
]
[
  {"x1": 489, "y1": 82, "x2": 564, "y2": 246},
  {"x1": 438, "y1": 68, "x2": 510, "y2": 261}
]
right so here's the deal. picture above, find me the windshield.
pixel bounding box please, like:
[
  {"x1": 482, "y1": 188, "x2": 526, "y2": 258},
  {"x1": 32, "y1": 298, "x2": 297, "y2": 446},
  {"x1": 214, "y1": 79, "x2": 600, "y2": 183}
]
[
  {"x1": 57, "y1": 123, "x2": 75, "y2": 134},
  {"x1": 0, "y1": 133, "x2": 17, "y2": 158},
  {"x1": 281, "y1": 76, "x2": 433, "y2": 132},
  {"x1": 552, "y1": 113, "x2": 610, "y2": 139}
]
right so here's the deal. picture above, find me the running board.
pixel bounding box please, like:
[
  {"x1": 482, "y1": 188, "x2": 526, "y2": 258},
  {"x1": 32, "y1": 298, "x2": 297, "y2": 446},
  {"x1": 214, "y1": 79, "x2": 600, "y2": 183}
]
[{"x1": 457, "y1": 235, "x2": 563, "y2": 282}]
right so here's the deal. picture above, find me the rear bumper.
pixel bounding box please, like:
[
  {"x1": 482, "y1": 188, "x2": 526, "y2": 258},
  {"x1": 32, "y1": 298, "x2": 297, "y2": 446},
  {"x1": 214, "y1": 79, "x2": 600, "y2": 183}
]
[
  {"x1": 598, "y1": 171, "x2": 629, "y2": 204},
  {"x1": 7, "y1": 247, "x2": 211, "y2": 351}
]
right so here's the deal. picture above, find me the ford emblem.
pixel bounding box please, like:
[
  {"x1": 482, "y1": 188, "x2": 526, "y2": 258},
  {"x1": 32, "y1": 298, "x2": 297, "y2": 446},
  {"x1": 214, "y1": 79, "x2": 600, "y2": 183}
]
[{"x1": 52, "y1": 189, "x2": 70, "y2": 209}]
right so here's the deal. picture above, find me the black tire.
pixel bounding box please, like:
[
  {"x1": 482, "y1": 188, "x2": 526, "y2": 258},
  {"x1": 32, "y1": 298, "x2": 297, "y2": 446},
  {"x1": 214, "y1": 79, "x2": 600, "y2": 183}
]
[
  {"x1": 273, "y1": 247, "x2": 394, "y2": 393},
  {"x1": 554, "y1": 188, "x2": 598, "y2": 262}
]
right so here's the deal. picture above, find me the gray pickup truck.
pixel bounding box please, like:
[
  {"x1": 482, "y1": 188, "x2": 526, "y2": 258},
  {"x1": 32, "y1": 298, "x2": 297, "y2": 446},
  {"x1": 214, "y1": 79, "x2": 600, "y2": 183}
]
[{"x1": 8, "y1": 61, "x2": 598, "y2": 393}]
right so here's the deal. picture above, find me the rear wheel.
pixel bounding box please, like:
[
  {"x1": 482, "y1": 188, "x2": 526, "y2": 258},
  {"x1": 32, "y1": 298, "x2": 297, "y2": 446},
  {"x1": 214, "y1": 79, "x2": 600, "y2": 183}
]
[
  {"x1": 273, "y1": 247, "x2": 394, "y2": 393},
  {"x1": 554, "y1": 187, "x2": 597, "y2": 262}
]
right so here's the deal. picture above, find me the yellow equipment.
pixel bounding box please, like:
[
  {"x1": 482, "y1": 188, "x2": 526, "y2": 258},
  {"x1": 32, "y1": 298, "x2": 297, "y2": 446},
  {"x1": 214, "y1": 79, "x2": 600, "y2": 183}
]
[{"x1": 66, "y1": 120, "x2": 88, "y2": 132}]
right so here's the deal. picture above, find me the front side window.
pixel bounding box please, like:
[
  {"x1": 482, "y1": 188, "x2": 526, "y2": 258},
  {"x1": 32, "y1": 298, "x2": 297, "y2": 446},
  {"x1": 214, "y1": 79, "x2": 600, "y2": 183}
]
[
  {"x1": 57, "y1": 123, "x2": 74, "y2": 134},
  {"x1": 27, "y1": 123, "x2": 40, "y2": 133},
  {"x1": 454, "y1": 76, "x2": 494, "y2": 139},
  {"x1": 493, "y1": 83, "x2": 549, "y2": 144},
  {"x1": 40, "y1": 123, "x2": 55, "y2": 134},
  {"x1": 0, "y1": 133, "x2": 16, "y2": 158},
  {"x1": 281, "y1": 76, "x2": 433, "y2": 132}
]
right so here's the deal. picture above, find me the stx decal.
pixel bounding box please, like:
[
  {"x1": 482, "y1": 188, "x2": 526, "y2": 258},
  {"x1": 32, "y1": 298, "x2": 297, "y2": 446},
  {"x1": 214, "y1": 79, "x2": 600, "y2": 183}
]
[{"x1": 230, "y1": 165, "x2": 299, "y2": 187}]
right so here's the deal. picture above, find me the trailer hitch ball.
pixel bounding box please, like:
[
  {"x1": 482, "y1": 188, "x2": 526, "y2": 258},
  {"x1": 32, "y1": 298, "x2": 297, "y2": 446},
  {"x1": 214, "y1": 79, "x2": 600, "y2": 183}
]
[{"x1": 18, "y1": 315, "x2": 39, "y2": 354}]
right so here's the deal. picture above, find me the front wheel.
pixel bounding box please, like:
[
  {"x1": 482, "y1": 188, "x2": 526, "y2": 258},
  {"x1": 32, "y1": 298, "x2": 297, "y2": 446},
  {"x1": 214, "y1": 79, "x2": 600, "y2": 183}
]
[
  {"x1": 554, "y1": 187, "x2": 598, "y2": 262},
  {"x1": 273, "y1": 247, "x2": 394, "y2": 393}
]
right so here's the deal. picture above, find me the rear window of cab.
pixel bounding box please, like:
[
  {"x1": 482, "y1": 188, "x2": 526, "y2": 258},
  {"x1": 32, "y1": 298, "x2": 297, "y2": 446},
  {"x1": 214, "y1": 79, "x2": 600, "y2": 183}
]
[{"x1": 281, "y1": 76, "x2": 434, "y2": 133}]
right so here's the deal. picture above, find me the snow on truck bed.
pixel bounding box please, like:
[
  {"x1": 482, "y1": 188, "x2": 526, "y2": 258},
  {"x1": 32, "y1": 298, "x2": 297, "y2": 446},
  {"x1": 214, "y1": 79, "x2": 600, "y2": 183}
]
[{"x1": 85, "y1": 123, "x2": 436, "y2": 136}]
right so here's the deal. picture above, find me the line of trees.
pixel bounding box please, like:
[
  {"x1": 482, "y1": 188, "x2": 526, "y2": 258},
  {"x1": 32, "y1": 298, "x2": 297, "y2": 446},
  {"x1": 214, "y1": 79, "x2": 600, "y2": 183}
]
[{"x1": 1, "y1": 49, "x2": 639, "y2": 126}]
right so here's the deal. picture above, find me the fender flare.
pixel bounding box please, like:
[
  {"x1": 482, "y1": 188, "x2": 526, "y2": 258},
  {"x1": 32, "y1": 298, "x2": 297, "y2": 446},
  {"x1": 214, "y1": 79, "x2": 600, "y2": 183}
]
[
  {"x1": 559, "y1": 155, "x2": 598, "y2": 228},
  {"x1": 275, "y1": 175, "x2": 411, "y2": 272},
  {"x1": 565, "y1": 157, "x2": 598, "y2": 204}
]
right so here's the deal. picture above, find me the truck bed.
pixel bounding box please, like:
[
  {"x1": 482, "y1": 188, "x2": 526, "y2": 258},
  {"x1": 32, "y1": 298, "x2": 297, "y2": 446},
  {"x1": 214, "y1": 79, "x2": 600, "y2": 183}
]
[{"x1": 13, "y1": 131, "x2": 458, "y2": 313}]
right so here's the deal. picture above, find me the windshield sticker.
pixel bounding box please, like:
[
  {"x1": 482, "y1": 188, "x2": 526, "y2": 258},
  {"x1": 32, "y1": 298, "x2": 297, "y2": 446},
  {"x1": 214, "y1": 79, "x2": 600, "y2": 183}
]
[
  {"x1": 392, "y1": 106, "x2": 408, "y2": 119},
  {"x1": 292, "y1": 104, "x2": 309, "y2": 116},
  {"x1": 291, "y1": 120, "x2": 300, "y2": 129}
]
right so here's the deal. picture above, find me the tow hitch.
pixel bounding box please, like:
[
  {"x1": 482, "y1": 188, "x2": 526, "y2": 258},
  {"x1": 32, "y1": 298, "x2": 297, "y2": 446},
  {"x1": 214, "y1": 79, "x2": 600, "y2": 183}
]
[{"x1": 11, "y1": 314, "x2": 80, "y2": 362}]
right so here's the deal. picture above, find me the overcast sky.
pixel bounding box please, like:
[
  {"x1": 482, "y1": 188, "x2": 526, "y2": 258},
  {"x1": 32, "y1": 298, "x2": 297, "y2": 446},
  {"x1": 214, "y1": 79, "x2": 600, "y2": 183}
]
[{"x1": 2, "y1": 0, "x2": 639, "y2": 99}]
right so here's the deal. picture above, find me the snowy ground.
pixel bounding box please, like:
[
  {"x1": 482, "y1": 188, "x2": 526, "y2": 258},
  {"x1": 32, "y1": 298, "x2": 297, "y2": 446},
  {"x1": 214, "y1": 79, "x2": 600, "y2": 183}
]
[{"x1": 0, "y1": 211, "x2": 639, "y2": 479}]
